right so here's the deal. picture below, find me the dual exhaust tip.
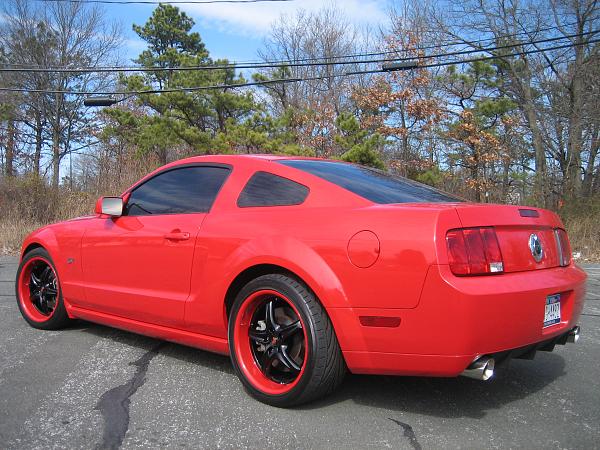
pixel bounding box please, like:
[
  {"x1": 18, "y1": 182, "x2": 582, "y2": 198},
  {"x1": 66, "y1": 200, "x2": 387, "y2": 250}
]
[
  {"x1": 461, "y1": 357, "x2": 495, "y2": 381},
  {"x1": 461, "y1": 326, "x2": 581, "y2": 381},
  {"x1": 566, "y1": 326, "x2": 580, "y2": 343}
]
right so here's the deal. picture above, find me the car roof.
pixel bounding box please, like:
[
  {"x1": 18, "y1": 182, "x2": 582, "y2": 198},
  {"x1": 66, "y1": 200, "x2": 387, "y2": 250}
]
[
  {"x1": 124, "y1": 154, "x2": 345, "y2": 195},
  {"x1": 171, "y1": 154, "x2": 329, "y2": 164}
]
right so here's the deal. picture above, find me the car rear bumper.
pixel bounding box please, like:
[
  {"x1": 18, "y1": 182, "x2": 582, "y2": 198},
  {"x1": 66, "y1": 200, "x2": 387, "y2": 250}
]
[{"x1": 329, "y1": 264, "x2": 587, "y2": 376}]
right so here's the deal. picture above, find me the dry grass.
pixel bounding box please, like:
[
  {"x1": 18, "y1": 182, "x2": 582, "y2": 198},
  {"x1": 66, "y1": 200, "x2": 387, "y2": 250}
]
[
  {"x1": 0, "y1": 156, "x2": 160, "y2": 256},
  {"x1": 0, "y1": 219, "x2": 47, "y2": 255},
  {"x1": 561, "y1": 206, "x2": 600, "y2": 264},
  {"x1": 0, "y1": 198, "x2": 95, "y2": 255},
  {"x1": 1, "y1": 174, "x2": 598, "y2": 262},
  {"x1": 0, "y1": 176, "x2": 96, "y2": 256}
]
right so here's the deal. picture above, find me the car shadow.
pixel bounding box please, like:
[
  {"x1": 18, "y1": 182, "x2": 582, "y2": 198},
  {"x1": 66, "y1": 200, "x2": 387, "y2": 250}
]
[
  {"x1": 73, "y1": 320, "x2": 235, "y2": 374},
  {"x1": 73, "y1": 320, "x2": 567, "y2": 418},
  {"x1": 302, "y1": 353, "x2": 567, "y2": 418}
]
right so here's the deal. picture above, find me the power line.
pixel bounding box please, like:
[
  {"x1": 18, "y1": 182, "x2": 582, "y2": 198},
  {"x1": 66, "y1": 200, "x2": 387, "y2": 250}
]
[
  {"x1": 236, "y1": 20, "x2": 590, "y2": 64},
  {"x1": 1, "y1": 30, "x2": 596, "y2": 74},
  {"x1": 33, "y1": 0, "x2": 294, "y2": 4},
  {"x1": 0, "y1": 39, "x2": 597, "y2": 96},
  {"x1": 1, "y1": 21, "x2": 588, "y2": 70},
  {"x1": 388, "y1": 38, "x2": 600, "y2": 72}
]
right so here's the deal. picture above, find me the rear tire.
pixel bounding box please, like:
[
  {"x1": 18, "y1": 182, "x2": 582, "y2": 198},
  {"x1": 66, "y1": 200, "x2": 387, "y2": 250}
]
[
  {"x1": 228, "y1": 273, "x2": 346, "y2": 407},
  {"x1": 15, "y1": 248, "x2": 72, "y2": 330}
]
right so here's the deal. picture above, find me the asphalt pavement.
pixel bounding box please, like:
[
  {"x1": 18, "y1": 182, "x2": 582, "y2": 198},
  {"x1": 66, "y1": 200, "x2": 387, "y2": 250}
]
[{"x1": 1, "y1": 255, "x2": 599, "y2": 449}]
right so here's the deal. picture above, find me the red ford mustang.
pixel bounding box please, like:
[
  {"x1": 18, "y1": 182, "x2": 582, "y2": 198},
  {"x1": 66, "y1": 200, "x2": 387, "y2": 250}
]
[{"x1": 16, "y1": 155, "x2": 586, "y2": 406}]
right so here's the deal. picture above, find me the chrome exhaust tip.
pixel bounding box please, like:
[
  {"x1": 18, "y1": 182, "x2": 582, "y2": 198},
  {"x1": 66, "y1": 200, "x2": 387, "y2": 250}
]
[
  {"x1": 567, "y1": 326, "x2": 580, "y2": 344},
  {"x1": 461, "y1": 357, "x2": 495, "y2": 381}
]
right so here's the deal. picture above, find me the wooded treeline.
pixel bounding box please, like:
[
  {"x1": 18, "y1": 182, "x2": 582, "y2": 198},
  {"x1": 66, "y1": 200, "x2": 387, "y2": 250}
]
[{"x1": 0, "y1": 0, "x2": 598, "y2": 256}]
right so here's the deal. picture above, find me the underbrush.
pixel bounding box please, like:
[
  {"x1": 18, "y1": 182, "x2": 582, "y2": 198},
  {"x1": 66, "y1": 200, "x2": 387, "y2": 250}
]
[
  {"x1": 559, "y1": 199, "x2": 600, "y2": 263},
  {"x1": 0, "y1": 219, "x2": 46, "y2": 255},
  {"x1": 1, "y1": 157, "x2": 159, "y2": 255},
  {"x1": 0, "y1": 176, "x2": 95, "y2": 255},
  {"x1": 1, "y1": 175, "x2": 598, "y2": 262}
]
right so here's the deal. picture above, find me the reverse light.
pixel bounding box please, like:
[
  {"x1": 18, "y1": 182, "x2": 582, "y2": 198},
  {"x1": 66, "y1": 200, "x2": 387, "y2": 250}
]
[
  {"x1": 446, "y1": 227, "x2": 504, "y2": 276},
  {"x1": 555, "y1": 228, "x2": 572, "y2": 267}
]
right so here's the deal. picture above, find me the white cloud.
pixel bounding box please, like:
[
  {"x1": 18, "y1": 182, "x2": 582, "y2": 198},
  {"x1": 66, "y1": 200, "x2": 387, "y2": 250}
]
[{"x1": 183, "y1": 0, "x2": 389, "y2": 37}]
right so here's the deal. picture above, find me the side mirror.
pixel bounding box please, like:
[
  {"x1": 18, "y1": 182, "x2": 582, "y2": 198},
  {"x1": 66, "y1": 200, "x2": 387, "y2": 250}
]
[{"x1": 95, "y1": 196, "x2": 123, "y2": 217}]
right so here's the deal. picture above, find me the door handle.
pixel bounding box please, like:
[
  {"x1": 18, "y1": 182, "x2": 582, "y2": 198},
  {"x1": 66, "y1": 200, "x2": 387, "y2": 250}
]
[{"x1": 165, "y1": 231, "x2": 190, "y2": 241}]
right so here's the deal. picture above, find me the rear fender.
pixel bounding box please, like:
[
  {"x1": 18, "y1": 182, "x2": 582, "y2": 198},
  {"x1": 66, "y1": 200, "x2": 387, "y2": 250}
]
[
  {"x1": 185, "y1": 236, "x2": 349, "y2": 337},
  {"x1": 224, "y1": 236, "x2": 350, "y2": 308}
]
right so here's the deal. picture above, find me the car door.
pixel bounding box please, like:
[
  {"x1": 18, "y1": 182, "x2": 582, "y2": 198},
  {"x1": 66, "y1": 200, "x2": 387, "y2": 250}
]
[{"x1": 79, "y1": 164, "x2": 231, "y2": 328}]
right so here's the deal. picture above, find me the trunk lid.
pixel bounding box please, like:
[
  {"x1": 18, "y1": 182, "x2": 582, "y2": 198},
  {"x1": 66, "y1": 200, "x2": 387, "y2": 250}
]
[{"x1": 454, "y1": 204, "x2": 563, "y2": 273}]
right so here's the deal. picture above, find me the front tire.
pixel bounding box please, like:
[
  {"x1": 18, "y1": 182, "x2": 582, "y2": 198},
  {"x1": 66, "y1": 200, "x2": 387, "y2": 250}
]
[
  {"x1": 228, "y1": 274, "x2": 346, "y2": 407},
  {"x1": 15, "y1": 248, "x2": 72, "y2": 330}
]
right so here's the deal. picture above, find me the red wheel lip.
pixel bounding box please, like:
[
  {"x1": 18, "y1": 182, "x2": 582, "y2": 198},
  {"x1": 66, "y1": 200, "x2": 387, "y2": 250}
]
[
  {"x1": 18, "y1": 256, "x2": 59, "y2": 322},
  {"x1": 233, "y1": 289, "x2": 309, "y2": 396}
]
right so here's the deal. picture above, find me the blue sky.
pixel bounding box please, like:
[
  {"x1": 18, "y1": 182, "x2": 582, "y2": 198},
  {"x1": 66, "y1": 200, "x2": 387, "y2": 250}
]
[{"x1": 105, "y1": 0, "x2": 393, "y2": 63}]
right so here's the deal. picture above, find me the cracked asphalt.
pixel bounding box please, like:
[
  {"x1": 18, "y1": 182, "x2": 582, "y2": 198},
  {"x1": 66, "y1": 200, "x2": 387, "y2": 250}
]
[{"x1": 1, "y1": 255, "x2": 599, "y2": 449}]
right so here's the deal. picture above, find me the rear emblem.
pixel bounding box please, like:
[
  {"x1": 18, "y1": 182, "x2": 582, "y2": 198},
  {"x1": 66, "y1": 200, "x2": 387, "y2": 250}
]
[{"x1": 529, "y1": 234, "x2": 543, "y2": 262}]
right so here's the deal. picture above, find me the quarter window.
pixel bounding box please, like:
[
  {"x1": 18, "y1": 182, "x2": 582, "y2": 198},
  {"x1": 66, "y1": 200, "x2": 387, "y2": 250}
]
[
  {"x1": 238, "y1": 171, "x2": 309, "y2": 207},
  {"x1": 124, "y1": 165, "x2": 230, "y2": 216}
]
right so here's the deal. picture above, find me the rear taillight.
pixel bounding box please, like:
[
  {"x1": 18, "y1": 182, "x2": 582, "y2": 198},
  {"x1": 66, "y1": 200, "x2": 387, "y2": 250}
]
[
  {"x1": 555, "y1": 228, "x2": 571, "y2": 266},
  {"x1": 446, "y1": 227, "x2": 504, "y2": 276}
]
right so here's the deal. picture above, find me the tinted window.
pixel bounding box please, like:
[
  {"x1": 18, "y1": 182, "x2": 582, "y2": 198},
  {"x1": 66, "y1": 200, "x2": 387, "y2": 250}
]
[
  {"x1": 124, "y1": 165, "x2": 230, "y2": 216},
  {"x1": 278, "y1": 160, "x2": 462, "y2": 204},
  {"x1": 238, "y1": 171, "x2": 309, "y2": 207}
]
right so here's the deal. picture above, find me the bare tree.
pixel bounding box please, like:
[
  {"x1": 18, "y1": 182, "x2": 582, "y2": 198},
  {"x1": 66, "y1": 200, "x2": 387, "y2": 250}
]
[
  {"x1": 255, "y1": 6, "x2": 371, "y2": 156},
  {"x1": 431, "y1": 0, "x2": 599, "y2": 205},
  {"x1": 258, "y1": 7, "x2": 364, "y2": 113},
  {"x1": 0, "y1": 0, "x2": 122, "y2": 186}
]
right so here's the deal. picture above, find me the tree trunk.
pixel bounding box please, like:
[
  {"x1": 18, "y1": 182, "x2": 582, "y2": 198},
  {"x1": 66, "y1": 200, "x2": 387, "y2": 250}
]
[
  {"x1": 582, "y1": 124, "x2": 599, "y2": 196},
  {"x1": 5, "y1": 118, "x2": 16, "y2": 177},
  {"x1": 34, "y1": 113, "x2": 43, "y2": 177},
  {"x1": 564, "y1": 41, "x2": 585, "y2": 200},
  {"x1": 52, "y1": 126, "x2": 60, "y2": 188},
  {"x1": 499, "y1": 50, "x2": 548, "y2": 206},
  {"x1": 521, "y1": 92, "x2": 547, "y2": 207},
  {"x1": 159, "y1": 147, "x2": 168, "y2": 166},
  {"x1": 471, "y1": 145, "x2": 481, "y2": 202},
  {"x1": 501, "y1": 157, "x2": 510, "y2": 202},
  {"x1": 399, "y1": 100, "x2": 410, "y2": 170},
  {"x1": 52, "y1": 92, "x2": 62, "y2": 188}
]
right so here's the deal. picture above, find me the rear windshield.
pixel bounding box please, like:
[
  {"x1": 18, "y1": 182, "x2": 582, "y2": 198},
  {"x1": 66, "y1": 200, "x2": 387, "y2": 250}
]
[{"x1": 278, "y1": 160, "x2": 462, "y2": 204}]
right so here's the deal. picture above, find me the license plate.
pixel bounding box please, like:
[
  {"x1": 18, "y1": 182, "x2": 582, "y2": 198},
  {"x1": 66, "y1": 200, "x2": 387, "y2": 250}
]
[{"x1": 543, "y1": 294, "x2": 561, "y2": 328}]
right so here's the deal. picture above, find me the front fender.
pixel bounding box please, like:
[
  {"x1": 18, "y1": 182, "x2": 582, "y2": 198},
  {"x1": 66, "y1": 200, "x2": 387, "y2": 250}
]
[
  {"x1": 21, "y1": 227, "x2": 60, "y2": 264},
  {"x1": 20, "y1": 220, "x2": 90, "y2": 307}
]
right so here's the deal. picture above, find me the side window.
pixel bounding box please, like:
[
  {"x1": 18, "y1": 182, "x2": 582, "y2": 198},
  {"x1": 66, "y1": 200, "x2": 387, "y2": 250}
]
[
  {"x1": 124, "y1": 166, "x2": 230, "y2": 216},
  {"x1": 238, "y1": 171, "x2": 309, "y2": 207}
]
